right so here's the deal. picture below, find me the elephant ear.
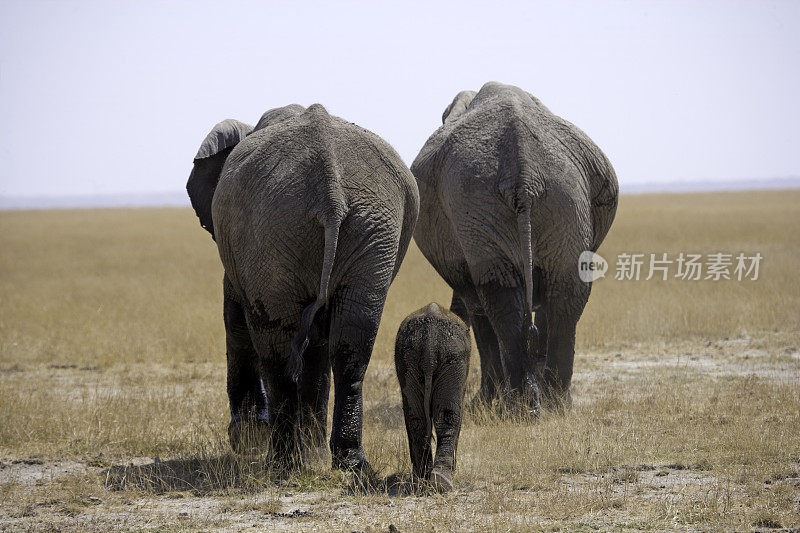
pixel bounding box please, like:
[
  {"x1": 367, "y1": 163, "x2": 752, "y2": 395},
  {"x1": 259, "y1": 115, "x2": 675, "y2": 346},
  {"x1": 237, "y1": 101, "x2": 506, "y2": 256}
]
[
  {"x1": 187, "y1": 119, "x2": 253, "y2": 239},
  {"x1": 441, "y1": 90, "x2": 477, "y2": 124}
]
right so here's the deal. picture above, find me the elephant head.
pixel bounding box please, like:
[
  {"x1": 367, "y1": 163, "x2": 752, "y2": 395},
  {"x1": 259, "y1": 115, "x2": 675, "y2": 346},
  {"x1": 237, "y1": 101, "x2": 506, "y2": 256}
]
[
  {"x1": 395, "y1": 302, "x2": 471, "y2": 492},
  {"x1": 187, "y1": 119, "x2": 253, "y2": 239},
  {"x1": 441, "y1": 90, "x2": 477, "y2": 124}
]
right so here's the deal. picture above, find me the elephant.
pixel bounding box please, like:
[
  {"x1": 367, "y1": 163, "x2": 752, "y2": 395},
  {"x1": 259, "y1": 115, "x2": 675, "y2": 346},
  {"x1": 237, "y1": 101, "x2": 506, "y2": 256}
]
[
  {"x1": 410, "y1": 82, "x2": 618, "y2": 410},
  {"x1": 187, "y1": 103, "x2": 420, "y2": 471},
  {"x1": 394, "y1": 302, "x2": 471, "y2": 492}
]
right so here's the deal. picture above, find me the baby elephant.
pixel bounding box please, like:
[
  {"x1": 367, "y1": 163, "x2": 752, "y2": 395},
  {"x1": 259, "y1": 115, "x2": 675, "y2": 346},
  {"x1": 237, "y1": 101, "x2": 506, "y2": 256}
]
[{"x1": 395, "y1": 302, "x2": 471, "y2": 491}]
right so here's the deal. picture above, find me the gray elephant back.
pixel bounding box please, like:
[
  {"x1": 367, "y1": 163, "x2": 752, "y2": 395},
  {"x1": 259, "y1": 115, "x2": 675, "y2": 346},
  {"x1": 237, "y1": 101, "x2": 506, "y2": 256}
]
[
  {"x1": 411, "y1": 82, "x2": 618, "y2": 292},
  {"x1": 211, "y1": 104, "x2": 419, "y2": 336},
  {"x1": 413, "y1": 82, "x2": 616, "y2": 217},
  {"x1": 252, "y1": 104, "x2": 306, "y2": 133},
  {"x1": 186, "y1": 105, "x2": 308, "y2": 239},
  {"x1": 220, "y1": 104, "x2": 413, "y2": 224},
  {"x1": 409, "y1": 83, "x2": 619, "y2": 407},
  {"x1": 396, "y1": 303, "x2": 471, "y2": 365}
]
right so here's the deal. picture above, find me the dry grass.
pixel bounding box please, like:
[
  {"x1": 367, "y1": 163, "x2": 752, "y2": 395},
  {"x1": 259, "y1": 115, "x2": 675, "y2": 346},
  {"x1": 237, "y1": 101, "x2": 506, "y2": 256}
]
[{"x1": 1, "y1": 190, "x2": 799, "y2": 531}]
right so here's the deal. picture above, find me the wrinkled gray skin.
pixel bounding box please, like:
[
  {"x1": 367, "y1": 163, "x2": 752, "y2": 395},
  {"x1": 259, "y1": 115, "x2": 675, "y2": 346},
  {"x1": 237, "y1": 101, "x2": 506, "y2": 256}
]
[
  {"x1": 395, "y1": 303, "x2": 470, "y2": 492},
  {"x1": 411, "y1": 82, "x2": 618, "y2": 410},
  {"x1": 187, "y1": 104, "x2": 419, "y2": 471}
]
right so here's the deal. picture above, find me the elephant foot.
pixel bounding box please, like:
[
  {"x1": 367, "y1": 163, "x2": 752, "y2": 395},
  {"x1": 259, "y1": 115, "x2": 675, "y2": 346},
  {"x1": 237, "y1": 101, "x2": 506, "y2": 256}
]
[
  {"x1": 263, "y1": 421, "x2": 303, "y2": 471},
  {"x1": 228, "y1": 415, "x2": 270, "y2": 455},
  {"x1": 336, "y1": 448, "x2": 378, "y2": 494},
  {"x1": 429, "y1": 467, "x2": 453, "y2": 493},
  {"x1": 331, "y1": 447, "x2": 372, "y2": 474},
  {"x1": 500, "y1": 382, "x2": 541, "y2": 420}
]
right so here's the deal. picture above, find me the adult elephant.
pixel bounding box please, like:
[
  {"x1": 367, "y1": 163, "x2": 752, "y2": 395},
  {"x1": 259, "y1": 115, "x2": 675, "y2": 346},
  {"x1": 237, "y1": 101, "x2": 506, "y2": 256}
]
[
  {"x1": 411, "y1": 82, "x2": 618, "y2": 410},
  {"x1": 187, "y1": 104, "x2": 419, "y2": 471}
]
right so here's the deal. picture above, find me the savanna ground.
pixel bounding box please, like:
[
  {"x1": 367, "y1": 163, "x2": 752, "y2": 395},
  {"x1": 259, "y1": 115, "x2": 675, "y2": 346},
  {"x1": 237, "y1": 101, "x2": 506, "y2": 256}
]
[{"x1": 1, "y1": 189, "x2": 799, "y2": 532}]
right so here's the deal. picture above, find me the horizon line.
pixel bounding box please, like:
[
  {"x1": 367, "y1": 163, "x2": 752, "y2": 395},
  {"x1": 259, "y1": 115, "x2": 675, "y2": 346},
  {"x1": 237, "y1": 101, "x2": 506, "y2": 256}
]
[{"x1": 1, "y1": 177, "x2": 798, "y2": 211}]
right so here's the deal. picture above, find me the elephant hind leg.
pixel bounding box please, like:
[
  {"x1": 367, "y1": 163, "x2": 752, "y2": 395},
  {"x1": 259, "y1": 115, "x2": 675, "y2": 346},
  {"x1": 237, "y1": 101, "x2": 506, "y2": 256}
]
[
  {"x1": 430, "y1": 364, "x2": 469, "y2": 492},
  {"x1": 395, "y1": 323, "x2": 433, "y2": 482},
  {"x1": 261, "y1": 353, "x2": 303, "y2": 470},
  {"x1": 401, "y1": 391, "x2": 433, "y2": 481},
  {"x1": 541, "y1": 276, "x2": 590, "y2": 409},
  {"x1": 470, "y1": 313, "x2": 506, "y2": 407},
  {"x1": 475, "y1": 283, "x2": 539, "y2": 413},
  {"x1": 298, "y1": 338, "x2": 331, "y2": 460},
  {"x1": 223, "y1": 276, "x2": 269, "y2": 454},
  {"x1": 533, "y1": 306, "x2": 548, "y2": 379},
  {"x1": 327, "y1": 281, "x2": 388, "y2": 472},
  {"x1": 326, "y1": 219, "x2": 398, "y2": 472}
]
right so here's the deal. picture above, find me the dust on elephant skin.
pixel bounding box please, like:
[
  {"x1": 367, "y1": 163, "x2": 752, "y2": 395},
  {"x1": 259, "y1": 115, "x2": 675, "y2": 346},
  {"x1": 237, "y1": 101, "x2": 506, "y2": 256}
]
[
  {"x1": 395, "y1": 302, "x2": 471, "y2": 492},
  {"x1": 188, "y1": 104, "x2": 419, "y2": 471},
  {"x1": 411, "y1": 82, "x2": 618, "y2": 409}
]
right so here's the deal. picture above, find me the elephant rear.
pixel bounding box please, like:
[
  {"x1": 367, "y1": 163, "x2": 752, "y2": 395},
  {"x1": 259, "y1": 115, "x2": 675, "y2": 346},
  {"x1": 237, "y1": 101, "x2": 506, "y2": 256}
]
[
  {"x1": 395, "y1": 302, "x2": 471, "y2": 491},
  {"x1": 211, "y1": 104, "x2": 416, "y2": 359},
  {"x1": 410, "y1": 82, "x2": 618, "y2": 409},
  {"x1": 414, "y1": 82, "x2": 617, "y2": 299}
]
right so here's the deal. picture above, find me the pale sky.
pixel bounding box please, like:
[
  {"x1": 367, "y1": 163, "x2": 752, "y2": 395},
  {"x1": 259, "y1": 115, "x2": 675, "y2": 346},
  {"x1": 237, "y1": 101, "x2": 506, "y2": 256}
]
[{"x1": 1, "y1": 0, "x2": 798, "y2": 198}]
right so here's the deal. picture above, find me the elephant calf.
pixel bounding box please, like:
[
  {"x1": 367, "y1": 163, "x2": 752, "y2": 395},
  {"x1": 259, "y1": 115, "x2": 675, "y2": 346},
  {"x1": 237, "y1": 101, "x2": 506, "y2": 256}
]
[{"x1": 395, "y1": 303, "x2": 471, "y2": 492}]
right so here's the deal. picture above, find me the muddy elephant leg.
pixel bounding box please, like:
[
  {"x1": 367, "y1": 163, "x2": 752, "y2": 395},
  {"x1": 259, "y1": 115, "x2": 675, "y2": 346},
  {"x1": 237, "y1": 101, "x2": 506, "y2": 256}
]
[
  {"x1": 327, "y1": 286, "x2": 384, "y2": 472},
  {"x1": 475, "y1": 283, "x2": 539, "y2": 413},
  {"x1": 298, "y1": 339, "x2": 331, "y2": 458},
  {"x1": 262, "y1": 355, "x2": 302, "y2": 469},
  {"x1": 470, "y1": 313, "x2": 506, "y2": 406},
  {"x1": 400, "y1": 387, "x2": 433, "y2": 481},
  {"x1": 534, "y1": 307, "x2": 548, "y2": 358},
  {"x1": 541, "y1": 277, "x2": 590, "y2": 409},
  {"x1": 223, "y1": 277, "x2": 269, "y2": 453},
  {"x1": 532, "y1": 306, "x2": 548, "y2": 380},
  {"x1": 395, "y1": 328, "x2": 433, "y2": 481},
  {"x1": 430, "y1": 361, "x2": 469, "y2": 492}
]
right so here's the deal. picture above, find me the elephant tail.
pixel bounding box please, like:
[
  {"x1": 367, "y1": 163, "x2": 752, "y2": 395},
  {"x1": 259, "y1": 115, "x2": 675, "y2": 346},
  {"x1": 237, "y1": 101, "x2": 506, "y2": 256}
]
[
  {"x1": 500, "y1": 115, "x2": 541, "y2": 320},
  {"x1": 288, "y1": 216, "x2": 342, "y2": 382},
  {"x1": 424, "y1": 321, "x2": 439, "y2": 448},
  {"x1": 424, "y1": 365, "x2": 434, "y2": 449},
  {"x1": 517, "y1": 202, "x2": 534, "y2": 318},
  {"x1": 287, "y1": 111, "x2": 347, "y2": 382}
]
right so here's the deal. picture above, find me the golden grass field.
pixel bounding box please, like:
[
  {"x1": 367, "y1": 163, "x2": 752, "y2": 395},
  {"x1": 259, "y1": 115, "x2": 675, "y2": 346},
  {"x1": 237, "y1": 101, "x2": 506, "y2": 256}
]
[{"x1": 1, "y1": 189, "x2": 799, "y2": 531}]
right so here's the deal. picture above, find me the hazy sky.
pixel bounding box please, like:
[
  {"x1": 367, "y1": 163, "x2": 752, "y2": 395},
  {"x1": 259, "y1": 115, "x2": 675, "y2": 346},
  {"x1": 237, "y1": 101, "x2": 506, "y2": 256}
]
[{"x1": 1, "y1": 0, "x2": 798, "y2": 197}]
